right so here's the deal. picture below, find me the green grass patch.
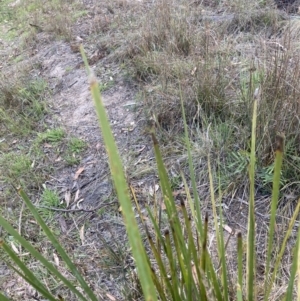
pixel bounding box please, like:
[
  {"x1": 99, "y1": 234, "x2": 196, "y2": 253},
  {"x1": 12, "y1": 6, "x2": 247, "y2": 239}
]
[
  {"x1": 41, "y1": 188, "x2": 60, "y2": 207},
  {"x1": 67, "y1": 137, "x2": 86, "y2": 154},
  {"x1": 0, "y1": 77, "x2": 48, "y2": 136},
  {"x1": 37, "y1": 128, "x2": 65, "y2": 144},
  {"x1": 64, "y1": 137, "x2": 86, "y2": 166},
  {"x1": 0, "y1": 153, "x2": 31, "y2": 179}
]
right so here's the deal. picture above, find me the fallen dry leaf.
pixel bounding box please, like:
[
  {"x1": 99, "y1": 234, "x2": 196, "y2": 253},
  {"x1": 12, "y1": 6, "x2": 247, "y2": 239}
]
[
  {"x1": 53, "y1": 252, "x2": 60, "y2": 266},
  {"x1": 191, "y1": 264, "x2": 199, "y2": 285},
  {"x1": 191, "y1": 66, "x2": 197, "y2": 75},
  {"x1": 76, "y1": 198, "x2": 84, "y2": 209},
  {"x1": 106, "y1": 293, "x2": 116, "y2": 301},
  {"x1": 223, "y1": 224, "x2": 233, "y2": 234},
  {"x1": 161, "y1": 202, "x2": 166, "y2": 210},
  {"x1": 79, "y1": 225, "x2": 85, "y2": 245},
  {"x1": 74, "y1": 189, "x2": 80, "y2": 203},
  {"x1": 74, "y1": 166, "x2": 85, "y2": 180},
  {"x1": 64, "y1": 190, "x2": 71, "y2": 207},
  {"x1": 11, "y1": 242, "x2": 19, "y2": 254},
  {"x1": 149, "y1": 184, "x2": 159, "y2": 197}
]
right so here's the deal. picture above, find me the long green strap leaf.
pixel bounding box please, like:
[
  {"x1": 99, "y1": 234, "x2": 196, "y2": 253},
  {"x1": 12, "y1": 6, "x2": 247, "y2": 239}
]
[
  {"x1": 180, "y1": 88, "x2": 203, "y2": 239},
  {"x1": 267, "y1": 200, "x2": 300, "y2": 299},
  {"x1": 18, "y1": 189, "x2": 97, "y2": 301},
  {"x1": 298, "y1": 234, "x2": 300, "y2": 301},
  {"x1": 151, "y1": 132, "x2": 192, "y2": 297},
  {"x1": 247, "y1": 97, "x2": 257, "y2": 301},
  {"x1": 208, "y1": 156, "x2": 229, "y2": 301},
  {"x1": 0, "y1": 215, "x2": 89, "y2": 301},
  {"x1": 1, "y1": 241, "x2": 57, "y2": 301},
  {"x1": 237, "y1": 232, "x2": 243, "y2": 301},
  {"x1": 80, "y1": 45, "x2": 157, "y2": 301},
  {"x1": 264, "y1": 134, "x2": 284, "y2": 301},
  {"x1": 285, "y1": 208, "x2": 300, "y2": 301},
  {"x1": 0, "y1": 291, "x2": 12, "y2": 301}
]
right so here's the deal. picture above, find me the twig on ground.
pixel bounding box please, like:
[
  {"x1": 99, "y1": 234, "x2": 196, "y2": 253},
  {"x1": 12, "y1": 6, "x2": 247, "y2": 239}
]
[{"x1": 37, "y1": 201, "x2": 118, "y2": 213}]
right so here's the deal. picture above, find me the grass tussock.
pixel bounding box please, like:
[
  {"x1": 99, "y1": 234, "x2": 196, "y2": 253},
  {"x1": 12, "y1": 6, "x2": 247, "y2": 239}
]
[
  {"x1": 0, "y1": 69, "x2": 48, "y2": 137},
  {"x1": 3, "y1": 0, "x2": 85, "y2": 44}
]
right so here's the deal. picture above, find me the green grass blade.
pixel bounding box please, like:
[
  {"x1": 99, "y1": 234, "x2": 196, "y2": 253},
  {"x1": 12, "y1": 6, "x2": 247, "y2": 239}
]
[
  {"x1": 267, "y1": 200, "x2": 300, "y2": 299},
  {"x1": 150, "y1": 268, "x2": 168, "y2": 301},
  {"x1": 151, "y1": 132, "x2": 194, "y2": 297},
  {"x1": 18, "y1": 188, "x2": 97, "y2": 301},
  {"x1": 201, "y1": 214, "x2": 208, "y2": 273},
  {"x1": 180, "y1": 87, "x2": 203, "y2": 239},
  {"x1": 0, "y1": 214, "x2": 89, "y2": 301},
  {"x1": 285, "y1": 209, "x2": 300, "y2": 301},
  {"x1": 182, "y1": 173, "x2": 197, "y2": 220},
  {"x1": 206, "y1": 254, "x2": 223, "y2": 300},
  {"x1": 164, "y1": 228, "x2": 181, "y2": 300},
  {"x1": 218, "y1": 211, "x2": 229, "y2": 301},
  {"x1": 247, "y1": 97, "x2": 257, "y2": 301},
  {"x1": 1, "y1": 241, "x2": 58, "y2": 301},
  {"x1": 150, "y1": 133, "x2": 184, "y2": 244},
  {"x1": 237, "y1": 232, "x2": 243, "y2": 301},
  {"x1": 144, "y1": 213, "x2": 175, "y2": 300},
  {"x1": 146, "y1": 207, "x2": 168, "y2": 255},
  {"x1": 208, "y1": 156, "x2": 229, "y2": 301},
  {"x1": 145, "y1": 229, "x2": 169, "y2": 301},
  {"x1": 80, "y1": 45, "x2": 157, "y2": 301},
  {"x1": 180, "y1": 199, "x2": 202, "y2": 300},
  {"x1": 0, "y1": 292, "x2": 11, "y2": 301},
  {"x1": 264, "y1": 134, "x2": 284, "y2": 301},
  {"x1": 150, "y1": 134, "x2": 181, "y2": 229},
  {"x1": 298, "y1": 234, "x2": 300, "y2": 301}
]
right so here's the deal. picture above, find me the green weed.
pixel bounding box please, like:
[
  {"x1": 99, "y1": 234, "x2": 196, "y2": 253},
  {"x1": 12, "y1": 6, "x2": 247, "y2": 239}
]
[
  {"x1": 37, "y1": 128, "x2": 65, "y2": 144},
  {"x1": 41, "y1": 188, "x2": 60, "y2": 207},
  {"x1": 0, "y1": 153, "x2": 31, "y2": 180},
  {"x1": 68, "y1": 137, "x2": 86, "y2": 154},
  {"x1": 64, "y1": 154, "x2": 80, "y2": 166},
  {"x1": 63, "y1": 137, "x2": 86, "y2": 166}
]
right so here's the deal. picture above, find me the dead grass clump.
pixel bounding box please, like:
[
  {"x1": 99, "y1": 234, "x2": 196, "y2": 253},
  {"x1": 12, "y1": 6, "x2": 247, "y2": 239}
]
[
  {"x1": 136, "y1": 1, "x2": 193, "y2": 56},
  {"x1": 255, "y1": 51, "x2": 300, "y2": 191},
  {"x1": 0, "y1": 66, "x2": 48, "y2": 137},
  {"x1": 225, "y1": 9, "x2": 283, "y2": 35},
  {"x1": 14, "y1": 0, "x2": 84, "y2": 41},
  {"x1": 192, "y1": 56, "x2": 234, "y2": 120},
  {"x1": 127, "y1": 0, "x2": 240, "y2": 131}
]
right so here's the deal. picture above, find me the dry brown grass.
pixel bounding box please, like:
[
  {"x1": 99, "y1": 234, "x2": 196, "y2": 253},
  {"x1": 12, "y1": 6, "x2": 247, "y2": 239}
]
[{"x1": 100, "y1": 0, "x2": 300, "y2": 196}]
